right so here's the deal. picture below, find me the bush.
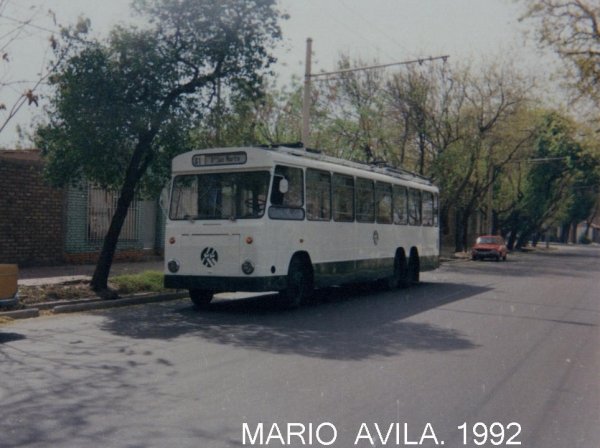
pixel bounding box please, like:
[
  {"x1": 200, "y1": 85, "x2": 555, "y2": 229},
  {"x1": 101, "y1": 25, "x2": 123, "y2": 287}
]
[{"x1": 110, "y1": 271, "x2": 165, "y2": 294}]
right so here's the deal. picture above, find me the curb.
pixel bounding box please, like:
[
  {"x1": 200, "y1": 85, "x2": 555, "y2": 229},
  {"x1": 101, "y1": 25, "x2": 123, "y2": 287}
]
[
  {"x1": 0, "y1": 308, "x2": 40, "y2": 319},
  {"x1": 53, "y1": 291, "x2": 189, "y2": 313},
  {"x1": 0, "y1": 291, "x2": 188, "y2": 320}
]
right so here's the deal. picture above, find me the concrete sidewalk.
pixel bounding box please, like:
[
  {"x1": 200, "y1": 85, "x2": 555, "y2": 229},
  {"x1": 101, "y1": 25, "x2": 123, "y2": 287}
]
[{"x1": 18, "y1": 258, "x2": 164, "y2": 286}]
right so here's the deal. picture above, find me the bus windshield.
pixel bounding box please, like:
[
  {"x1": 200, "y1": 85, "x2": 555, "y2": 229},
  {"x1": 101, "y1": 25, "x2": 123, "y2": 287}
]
[{"x1": 169, "y1": 171, "x2": 270, "y2": 220}]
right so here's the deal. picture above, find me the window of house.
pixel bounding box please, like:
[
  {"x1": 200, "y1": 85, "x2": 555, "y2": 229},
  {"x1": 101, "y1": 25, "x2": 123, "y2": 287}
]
[{"x1": 88, "y1": 185, "x2": 138, "y2": 242}]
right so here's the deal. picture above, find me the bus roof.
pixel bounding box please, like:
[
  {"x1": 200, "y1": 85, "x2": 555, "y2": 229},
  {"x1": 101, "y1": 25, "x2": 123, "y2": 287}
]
[{"x1": 172, "y1": 146, "x2": 437, "y2": 191}]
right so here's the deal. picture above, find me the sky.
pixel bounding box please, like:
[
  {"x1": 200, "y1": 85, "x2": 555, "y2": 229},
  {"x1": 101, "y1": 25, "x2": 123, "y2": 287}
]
[{"x1": 0, "y1": 0, "x2": 553, "y2": 147}]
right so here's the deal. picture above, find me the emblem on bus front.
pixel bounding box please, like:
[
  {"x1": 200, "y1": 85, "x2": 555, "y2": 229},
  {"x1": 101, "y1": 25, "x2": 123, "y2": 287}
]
[{"x1": 201, "y1": 247, "x2": 219, "y2": 267}]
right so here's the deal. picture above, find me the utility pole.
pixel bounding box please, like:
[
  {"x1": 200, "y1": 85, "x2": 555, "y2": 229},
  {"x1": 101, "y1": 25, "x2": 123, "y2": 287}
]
[
  {"x1": 302, "y1": 38, "x2": 313, "y2": 148},
  {"x1": 487, "y1": 161, "x2": 494, "y2": 234},
  {"x1": 300, "y1": 37, "x2": 448, "y2": 150}
]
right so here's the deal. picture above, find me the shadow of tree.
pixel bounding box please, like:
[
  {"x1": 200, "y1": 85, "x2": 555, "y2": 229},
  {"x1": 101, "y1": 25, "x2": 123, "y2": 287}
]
[
  {"x1": 0, "y1": 332, "x2": 26, "y2": 344},
  {"x1": 98, "y1": 281, "x2": 489, "y2": 361}
]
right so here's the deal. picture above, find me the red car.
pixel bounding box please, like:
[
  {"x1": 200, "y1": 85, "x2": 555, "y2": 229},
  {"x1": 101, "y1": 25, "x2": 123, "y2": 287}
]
[{"x1": 471, "y1": 235, "x2": 508, "y2": 261}]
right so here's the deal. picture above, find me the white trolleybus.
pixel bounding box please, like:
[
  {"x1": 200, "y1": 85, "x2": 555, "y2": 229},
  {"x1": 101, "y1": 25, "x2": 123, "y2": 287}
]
[{"x1": 164, "y1": 145, "x2": 440, "y2": 309}]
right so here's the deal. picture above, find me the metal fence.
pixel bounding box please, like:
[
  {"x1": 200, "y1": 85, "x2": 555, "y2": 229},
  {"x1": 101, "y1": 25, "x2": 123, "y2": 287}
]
[{"x1": 87, "y1": 185, "x2": 138, "y2": 243}]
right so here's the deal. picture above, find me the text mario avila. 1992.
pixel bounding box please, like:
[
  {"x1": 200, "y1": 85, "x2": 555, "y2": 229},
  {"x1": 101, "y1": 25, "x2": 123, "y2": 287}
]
[{"x1": 242, "y1": 422, "x2": 523, "y2": 446}]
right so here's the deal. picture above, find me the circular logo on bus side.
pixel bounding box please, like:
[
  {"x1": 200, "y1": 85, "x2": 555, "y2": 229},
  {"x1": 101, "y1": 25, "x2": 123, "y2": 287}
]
[
  {"x1": 373, "y1": 230, "x2": 379, "y2": 245},
  {"x1": 201, "y1": 247, "x2": 219, "y2": 267}
]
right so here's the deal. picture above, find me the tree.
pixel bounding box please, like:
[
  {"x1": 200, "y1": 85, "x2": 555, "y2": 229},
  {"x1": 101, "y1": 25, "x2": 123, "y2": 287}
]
[
  {"x1": 36, "y1": 0, "x2": 284, "y2": 294},
  {"x1": 0, "y1": 1, "x2": 65, "y2": 140},
  {"x1": 522, "y1": 0, "x2": 600, "y2": 108},
  {"x1": 496, "y1": 111, "x2": 599, "y2": 248}
]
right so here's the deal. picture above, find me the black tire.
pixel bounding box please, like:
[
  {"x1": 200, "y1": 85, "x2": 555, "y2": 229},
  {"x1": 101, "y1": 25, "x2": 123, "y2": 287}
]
[
  {"x1": 407, "y1": 251, "x2": 420, "y2": 285},
  {"x1": 189, "y1": 289, "x2": 213, "y2": 310},
  {"x1": 389, "y1": 252, "x2": 409, "y2": 289},
  {"x1": 502, "y1": 254, "x2": 507, "y2": 261},
  {"x1": 280, "y1": 256, "x2": 313, "y2": 309}
]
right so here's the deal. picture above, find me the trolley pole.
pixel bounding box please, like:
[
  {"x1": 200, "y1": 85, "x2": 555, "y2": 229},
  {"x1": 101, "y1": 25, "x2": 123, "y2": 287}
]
[{"x1": 302, "y1": 38, "x2": 313, "y2": 148}]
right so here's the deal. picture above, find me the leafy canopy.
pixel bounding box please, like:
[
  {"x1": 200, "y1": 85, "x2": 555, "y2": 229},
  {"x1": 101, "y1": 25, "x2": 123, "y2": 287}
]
[{"x1": 37, "y1": 0, "x2": 283, "y2": 194}]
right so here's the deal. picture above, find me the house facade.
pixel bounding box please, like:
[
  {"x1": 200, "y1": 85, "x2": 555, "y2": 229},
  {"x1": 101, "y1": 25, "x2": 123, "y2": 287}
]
[{"x1": 0, "y1": 149, "x2": 165, "y2": 266}]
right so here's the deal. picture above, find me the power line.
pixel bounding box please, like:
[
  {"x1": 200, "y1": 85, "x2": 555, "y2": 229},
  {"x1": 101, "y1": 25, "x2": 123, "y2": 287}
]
[{"x1": 309, "y1": 55, "x2": 450, "y2": 80}]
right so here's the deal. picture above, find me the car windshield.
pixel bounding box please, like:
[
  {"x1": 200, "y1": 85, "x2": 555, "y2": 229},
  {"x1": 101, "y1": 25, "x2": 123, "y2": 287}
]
[
  {"x1": 169, "y1": 171, "x2": 270, "y2": 220},
  {"x1": 476, "y1": 236, "x2": 501, "y2": 244}
]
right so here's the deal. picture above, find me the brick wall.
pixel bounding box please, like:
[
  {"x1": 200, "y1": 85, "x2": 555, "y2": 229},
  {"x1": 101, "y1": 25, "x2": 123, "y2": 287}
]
[{"x1": 0, "y1": 151, "x2": 65, "y2": 266}]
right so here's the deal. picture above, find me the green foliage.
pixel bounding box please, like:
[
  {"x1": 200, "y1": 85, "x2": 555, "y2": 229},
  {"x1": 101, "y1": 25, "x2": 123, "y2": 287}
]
[
  {"x1": 497, "y1": 111, "x2": 600, "y2": 245},
  {"x1": 111, "y1": 270, "x2": 165, "y2": 294},
  {"x1": 37, "y1": 0, "x2": 283, "y2": 196},
  {"x1": 35, "y1": 0, "x2": 284, "y2": 290},
  {"x1": 521, "y1": 0, "x2": 600, "y2": 109}
]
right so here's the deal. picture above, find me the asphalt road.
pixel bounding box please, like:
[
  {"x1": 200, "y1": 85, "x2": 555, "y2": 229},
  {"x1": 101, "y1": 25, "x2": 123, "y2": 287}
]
[{"x1": 1, "y1": 245, "x2": 598, "y2": 448}]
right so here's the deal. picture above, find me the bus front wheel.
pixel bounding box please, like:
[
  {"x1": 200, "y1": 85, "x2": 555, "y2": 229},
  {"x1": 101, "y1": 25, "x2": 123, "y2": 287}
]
[
  {"x1": 189, "y1": 289, "x2": 214, "y2": 310},
  {"x1": 280, "y1": 257, "x2": 313, "y2": 309}
]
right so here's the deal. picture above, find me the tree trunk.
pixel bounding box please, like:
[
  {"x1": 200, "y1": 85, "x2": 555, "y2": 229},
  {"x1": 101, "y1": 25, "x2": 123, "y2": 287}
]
[
  {"x1": 570, "y1": 221, "x2": 578, "y2": 243},
  {"x1": 90, "y1": 181, "x2": 137, "y2": 292},
  {"x1": 454, "y1": 208, "x2": 464, "y2": 252},
  {"x1": 90, "y1": 138, "x2": 153, "y2": 293},
  {"x1": 507, "y1": 225, "x2": 518, "y2": 250}
]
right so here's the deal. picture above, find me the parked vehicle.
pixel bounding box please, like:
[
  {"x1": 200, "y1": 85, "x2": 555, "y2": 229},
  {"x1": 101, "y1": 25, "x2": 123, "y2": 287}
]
[{"x1": 471, "y1": 235, "x2": 508, "y2": 261}]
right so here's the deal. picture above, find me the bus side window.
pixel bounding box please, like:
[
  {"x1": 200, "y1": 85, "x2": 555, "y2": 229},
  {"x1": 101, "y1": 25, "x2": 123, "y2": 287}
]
[
  {"x1": 408, "y1": 188, "x2": 422, "y2": 226},
  {"x1": 376, "y1": 182, "x2": 392, "y2": 224},
  {"x1": 422, "y1": 191, "x2": 434, "y2": 226},
  {"x1": 393, "y1": 185, "x2": 408, "y2": 225},
  {"x1": 332, "y1": 173, "x2": 354, "y2": 222},
  {"x1": 269, "y1": 165, "x2": 305, "y2": 220},
  {"x1": 306, "y1": 169, "x2": 331, "y2": 221},
  {"x1": 356, "y1": 178, "x2": 375, "y2": 223}
]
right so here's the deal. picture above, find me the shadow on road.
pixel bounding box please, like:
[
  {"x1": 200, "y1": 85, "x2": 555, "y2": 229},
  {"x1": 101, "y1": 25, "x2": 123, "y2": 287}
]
[
  {"x1": 98, "y1": 281, "x2": 489, "y2": 361},
  {"x1": 0, "y1": 332, "x2": 26, "y2": 344}
]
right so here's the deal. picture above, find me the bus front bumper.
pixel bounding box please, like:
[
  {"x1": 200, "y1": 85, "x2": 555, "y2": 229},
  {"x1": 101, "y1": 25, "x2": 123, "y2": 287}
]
[{"x1": 164, "y1": 274, "x2": 287, "y2": 293}]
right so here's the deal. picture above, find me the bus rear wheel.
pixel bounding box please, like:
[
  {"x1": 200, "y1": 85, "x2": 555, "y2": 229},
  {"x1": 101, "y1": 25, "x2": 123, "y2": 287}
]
[
  {"x1": 189, "y1": 289, "x2": 213, "y2": 310},
  {"x1": 388, "y1": 252, "x2": 408, "y2": 289},
  {"x1": 407, "y1": 252, "x2": 420, "y2": 285},
  {"x1": 280, "y1": 257, "x2": 313, "y2": 309}
]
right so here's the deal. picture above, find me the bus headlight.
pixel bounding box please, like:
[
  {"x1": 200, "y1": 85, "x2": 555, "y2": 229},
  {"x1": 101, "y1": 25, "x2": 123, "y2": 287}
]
[
  {"x1": 241, "y1": 260, "x2": 255, "y2": 275},
  {"x1": 167, "y1": 259, "x2": 180, "y2": 273}
]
